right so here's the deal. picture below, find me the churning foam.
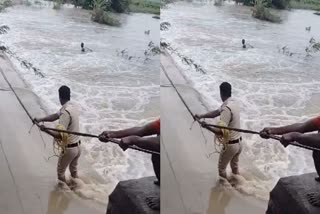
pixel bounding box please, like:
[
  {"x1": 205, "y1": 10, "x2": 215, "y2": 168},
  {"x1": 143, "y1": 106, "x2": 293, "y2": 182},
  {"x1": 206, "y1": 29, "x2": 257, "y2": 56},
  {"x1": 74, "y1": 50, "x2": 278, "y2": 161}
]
[{"x1": 162, "y1": 2, "x2": 320, "y2": 200}]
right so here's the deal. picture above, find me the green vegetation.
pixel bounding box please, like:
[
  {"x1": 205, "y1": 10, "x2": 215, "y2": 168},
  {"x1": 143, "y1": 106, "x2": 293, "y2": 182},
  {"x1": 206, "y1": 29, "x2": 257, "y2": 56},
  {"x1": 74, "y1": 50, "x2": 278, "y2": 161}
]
[
  {"x1": 76, "y1": 0, "x2": 160, "y2": 14},
  {"x1": 290, "y1": 0, "x2": 320, "y2": 10},
  {"x1": 112, "y1": 0, "x2": 129, "y2": 12},
  {"x1": 24, "y1": 0, "x2": 32, "y2": 6},
  {"x1": 53, "y1": 0, "x2": 62, "y2": 9},
  {"x1": 91, "y1": 0, "x2": 120, "y2": 26},
  {"x1": 252, "y1": 0, "x2": 281, "y2": 22},
  {"x1": 0, "y1": 0, "x2": 12, "y2": 11},
  {"x1": 129, "y1": 0, "x2": 160, "y2": 14},
  {"x1": 241, "y1": 0, "x2": 290, "y2": 8},
  {"x1": 272, "y1": 0, "x2": 291, "y2": 9}
]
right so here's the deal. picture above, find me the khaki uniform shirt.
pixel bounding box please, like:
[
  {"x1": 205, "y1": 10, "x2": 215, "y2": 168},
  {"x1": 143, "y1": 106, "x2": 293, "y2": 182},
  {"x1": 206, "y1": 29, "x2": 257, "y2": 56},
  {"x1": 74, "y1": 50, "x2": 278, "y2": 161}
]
[
  {"x1": 219, "y1": 97, "x2": 241, "y2": 141},
  {"x1": 57, "y1": 101, "x2": 80, "y2": 144}
]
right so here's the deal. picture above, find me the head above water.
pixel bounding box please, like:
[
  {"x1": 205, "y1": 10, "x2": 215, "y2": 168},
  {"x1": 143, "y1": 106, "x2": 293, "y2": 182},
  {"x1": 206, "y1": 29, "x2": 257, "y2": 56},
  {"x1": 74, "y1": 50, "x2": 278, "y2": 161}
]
[
  {"x1": 81, "y1": 42, "x2": 84, "y2": 48},
  {"x1": 242, "y1": 39, "x2": 246, "y2": 48},
  {"x1": 219, "y1": 82, "x2": 232, "y2": 102},
  {"x1": 59, "y1": 85, "x2": 71, "y2": 105}
]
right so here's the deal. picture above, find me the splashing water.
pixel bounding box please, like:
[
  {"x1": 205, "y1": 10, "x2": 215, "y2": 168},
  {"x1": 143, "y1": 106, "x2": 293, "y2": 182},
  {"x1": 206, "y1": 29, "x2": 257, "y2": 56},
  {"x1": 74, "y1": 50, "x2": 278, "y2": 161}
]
[
  {"x1": 162, "y1": 2, "x2": 320, "y2": 200},
  {"x1": 0, "y1": 2, "x2": 159, "y2": 203}
]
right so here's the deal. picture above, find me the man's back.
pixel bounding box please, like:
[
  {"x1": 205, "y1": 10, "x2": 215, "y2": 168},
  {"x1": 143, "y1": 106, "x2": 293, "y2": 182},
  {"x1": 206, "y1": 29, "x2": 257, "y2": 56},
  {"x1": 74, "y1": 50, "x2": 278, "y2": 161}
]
[
  {"x1": 58, "y1": 101, "x2": 80, "y2": 144},
  {"x1": 220, "y1": 98, "x2": 241, "y2": 141}
]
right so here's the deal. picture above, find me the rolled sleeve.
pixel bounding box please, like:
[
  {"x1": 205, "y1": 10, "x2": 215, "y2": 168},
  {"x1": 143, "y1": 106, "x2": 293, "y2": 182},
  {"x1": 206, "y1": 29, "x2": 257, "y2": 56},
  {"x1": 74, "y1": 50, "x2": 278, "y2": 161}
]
[{"x1": 220, "y1": 107, "x2": 232, "y2": 126}]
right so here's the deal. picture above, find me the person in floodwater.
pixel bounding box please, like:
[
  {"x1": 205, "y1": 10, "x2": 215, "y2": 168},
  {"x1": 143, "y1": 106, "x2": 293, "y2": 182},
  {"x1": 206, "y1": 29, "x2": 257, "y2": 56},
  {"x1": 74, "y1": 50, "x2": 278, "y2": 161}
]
[
  {"x1": 34, "y1": 86, "x2": 81, "y2": 186},
  {"x1": 260, "y1": 118, "x2": 320, "y2": 207},
  {"x1": 242, "y1": 39, "x2": 246, "y2": 48},
  {"x1": 242, "y1": 39, "x2": 253, "y2": 49},
  {"x1": 99, "y1": 119, "x2": 160, "y2": 210},
  {"x1": 81, "y1": 42, "x2": 85, "y2": 52},
  {"x1": 195, "y1": 82, "x2": 242, "y2": 182},
  {"x1": 81, "y1": 42, "x2": 92, "y2": 53}
]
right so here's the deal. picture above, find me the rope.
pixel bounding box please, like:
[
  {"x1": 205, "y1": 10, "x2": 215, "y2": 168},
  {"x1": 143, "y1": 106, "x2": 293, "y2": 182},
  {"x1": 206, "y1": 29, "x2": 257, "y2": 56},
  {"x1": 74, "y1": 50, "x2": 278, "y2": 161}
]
[
  {"x1": 161, "y1": 64, "x2": 196, "y2": 119},
  {"x1": 214, "y1": 121, "x2": 230, "y2": 145},
  {"x1": 161, "y1": 63, "x2": 222, "y2": 155},
  {"x1": 0, "y1": 66, "x2": 159, "y2": 156},
  {"x1": 51, "y1": 124, "x2": 69, "y2": 157},
  {"x1": 0, "y1": 68, "x2": 34, "y2": 122},
  {"x1": 160, "y1": 63, "x2": 320, "y2": 152},
  {"x1": 203, "y1": 123, "x2": 320, "y2": 152},
  {"x1": 37, "y1": 124, "x2": 160, "y2": 155}
]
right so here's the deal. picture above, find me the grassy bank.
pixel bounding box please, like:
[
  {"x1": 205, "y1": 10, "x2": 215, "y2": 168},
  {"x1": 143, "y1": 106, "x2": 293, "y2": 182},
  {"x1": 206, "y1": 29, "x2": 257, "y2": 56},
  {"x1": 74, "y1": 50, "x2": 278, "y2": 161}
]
[
  {"x1": 290, "y1": 0, "x2": 320, "y2": 10},
  {"x1": 129, "y1": 0, "x2": 160, "y2": 14}
]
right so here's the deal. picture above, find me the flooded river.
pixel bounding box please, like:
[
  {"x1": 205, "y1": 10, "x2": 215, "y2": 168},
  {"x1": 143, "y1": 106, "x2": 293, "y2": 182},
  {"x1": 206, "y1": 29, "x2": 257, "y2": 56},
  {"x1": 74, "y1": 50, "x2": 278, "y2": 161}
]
[
  {"x1": 0, "y1": 1, "x2": 159, "y2": 203},
  {"x1": 162, "y1": 1, "x2": 320, "y2": 200}
]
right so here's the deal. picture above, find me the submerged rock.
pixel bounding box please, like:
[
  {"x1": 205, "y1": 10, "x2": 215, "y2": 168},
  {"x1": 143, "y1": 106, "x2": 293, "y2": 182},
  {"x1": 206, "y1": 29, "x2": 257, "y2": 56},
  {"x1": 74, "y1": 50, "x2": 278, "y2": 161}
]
[
  {"x1": 267, "y1": 173, "x2": 320, "y2": 214},
  {"x1": 107, "y1": 176, "x2": 160, "y2": 214}
]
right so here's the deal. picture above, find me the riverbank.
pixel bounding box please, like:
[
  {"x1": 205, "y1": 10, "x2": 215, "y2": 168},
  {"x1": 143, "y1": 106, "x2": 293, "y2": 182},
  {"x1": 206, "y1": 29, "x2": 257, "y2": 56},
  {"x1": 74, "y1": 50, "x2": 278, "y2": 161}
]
[
  {"x1": 129, "y1": 0, "x2": 160, "y2": 14},
  {"x1": 0, "y1": 52, "x2": 106, "y2": 213},
  {"x1": 161, "y1": 51, "x2": 267, "y2": 214},
  {"x1": 290, "y1": 0, "x2": 320, "y2": 11}
]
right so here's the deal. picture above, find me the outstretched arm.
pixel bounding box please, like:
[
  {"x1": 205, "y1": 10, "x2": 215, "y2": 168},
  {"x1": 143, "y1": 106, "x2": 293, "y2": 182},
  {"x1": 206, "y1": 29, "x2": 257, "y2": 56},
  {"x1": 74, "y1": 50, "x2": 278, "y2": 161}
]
[
  {"x1": 42, "y1": 128, "x2": 61, "y2": 139},
  {"x1": 196, "y1": 109, "x2": 220, "y2": 119},
  {"x1": 261, "y1": 118, "x2": 319, "y2": 137},
  {"x1": 35, "y1": 113, "x2": 59, "y2": 123},
  {"x1": 281, "y1": 132, "x2": 320, "y2": 149},
  {"x1": 120, "y1": 136, "x2": 160, "y2": 152},
  {"x1": 101, "y1": 121, "x2": 159, "y2": 139},
  {"x1": 39, "y1": 125, "x2": 61, "y2": 139}
]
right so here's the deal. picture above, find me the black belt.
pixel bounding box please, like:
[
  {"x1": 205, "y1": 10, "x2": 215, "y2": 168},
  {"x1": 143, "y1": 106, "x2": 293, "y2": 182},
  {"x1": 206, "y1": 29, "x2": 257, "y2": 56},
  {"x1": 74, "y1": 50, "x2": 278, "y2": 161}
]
[
  {"x1": 228, "y1": 137, "x2": 242, "y2": 145},
  {"x1": 66, "y1": 141, "x2": 81, "y2": 148}
]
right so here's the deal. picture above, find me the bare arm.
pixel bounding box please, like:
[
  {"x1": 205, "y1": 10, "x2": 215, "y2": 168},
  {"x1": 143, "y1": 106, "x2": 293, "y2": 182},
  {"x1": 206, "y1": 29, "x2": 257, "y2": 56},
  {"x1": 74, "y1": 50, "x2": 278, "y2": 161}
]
[
  {"x1": 295, "y1": 133, "x2": 320, "y2": 149},
  {"x1": 281, "y1": 132, "x2": 320, "y2": 149},
  {"x1": 36, "y1": 113, "x2": 59, "y2": 123},
  {"x1": 120, "y1": 136, "x2": 160, "y2": 152},
  {"x1": 42, "y1": 129, "x2": 62, "y2": 139},
  {"x1": 134, "y1": 136, "x2": 160, "y2": 152},
  {"x1": 202, "y1": 124, "x2": 223, "y2": 136},
  {"x1": 103, "y1": 122, "x2": 157, "y2": 138},
  {"x1": 266, "y1": 119, "x2": 318, "y2": 135},
  {"x1": 197, "y1": 109, "x2": 221, "y2": 119}
]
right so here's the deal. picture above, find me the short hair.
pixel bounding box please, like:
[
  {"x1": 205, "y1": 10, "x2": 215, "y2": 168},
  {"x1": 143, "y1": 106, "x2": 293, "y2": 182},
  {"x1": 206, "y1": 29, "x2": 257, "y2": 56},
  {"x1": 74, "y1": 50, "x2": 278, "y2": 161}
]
[
  {"x1": 59, "y1": 85, "x2": 71, "y2": 101},
  {"x1": 242, "y1": 39, "x2": 245, "y2": 44},
  {"x1": 220, "y1": 82, "x2": 232, "y2": 97}
]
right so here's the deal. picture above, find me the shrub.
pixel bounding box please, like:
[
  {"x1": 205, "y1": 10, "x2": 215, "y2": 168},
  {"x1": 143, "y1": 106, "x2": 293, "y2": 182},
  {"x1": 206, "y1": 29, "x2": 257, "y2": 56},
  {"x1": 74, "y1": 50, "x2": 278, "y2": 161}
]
[
  {"x1": 0, "y1": 0, "x2": 12, "y2": 11},
  {"x1": 53, "y1": 1, "x2": 62, "y2": 9},
  {"x1": 272, "y1": 0, "x2": 290, "y2": 9},
  {"x1": 252, "y1": 0, "x2": 281, "y2": 23},
  {"x1": 91, "y1": 0, "x2": 120, "y2": 26},
  {"x1": 111, "y1": 0, "x2": 129, "y2": 13}
]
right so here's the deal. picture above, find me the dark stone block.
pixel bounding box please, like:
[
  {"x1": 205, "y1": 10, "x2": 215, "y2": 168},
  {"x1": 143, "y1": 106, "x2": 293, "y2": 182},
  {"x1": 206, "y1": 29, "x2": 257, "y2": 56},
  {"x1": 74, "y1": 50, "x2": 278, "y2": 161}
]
[
  {"x1": 267, "y1": 173, "x2": 320, "y2": 214},
  {"x1": 107, "y1": 176, "x2": 160, "y2": 214}
]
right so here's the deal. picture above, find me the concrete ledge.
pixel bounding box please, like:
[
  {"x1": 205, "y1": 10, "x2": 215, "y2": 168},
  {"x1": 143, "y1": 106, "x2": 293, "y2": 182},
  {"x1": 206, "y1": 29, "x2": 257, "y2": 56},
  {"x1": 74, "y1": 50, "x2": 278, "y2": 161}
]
[
  {"x1": 267, "y1": 173, "x2": 320, "y2": 214},
  {"x1": 107, "y1": 176, "x2": 160, "y2": 214}
]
